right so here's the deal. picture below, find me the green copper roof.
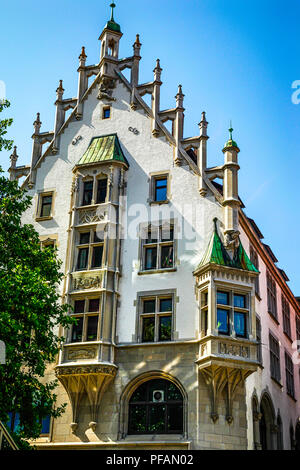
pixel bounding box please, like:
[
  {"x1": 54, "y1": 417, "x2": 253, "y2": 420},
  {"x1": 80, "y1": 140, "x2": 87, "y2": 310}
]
[
  {"x1": 105, "y1": 2, "x2": 121, "y2": 33},
  {"x1": 77, "y1": 134, "x2": 128, "y2": 166},
  {"x1": 198, "y1": 219, "x2": 258, "y2": 273},
  {"x1": 223, "y1": 125, "x2": 239, "y2": 150}
]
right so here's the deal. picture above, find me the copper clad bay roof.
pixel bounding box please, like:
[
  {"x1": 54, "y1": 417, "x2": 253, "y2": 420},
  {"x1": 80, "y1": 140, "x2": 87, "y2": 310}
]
[{"x1": 77, "y1": 134, "x2": 129, "y2": 166}]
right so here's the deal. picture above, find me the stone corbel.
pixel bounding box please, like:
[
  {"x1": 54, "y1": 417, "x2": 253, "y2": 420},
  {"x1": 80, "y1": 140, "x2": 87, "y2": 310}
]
[
  {"x1": 85, "y1": 373, "x2": 116, "y2": 431},
  {"x1": 98, "y1": 76, "x2": 117, "y2": 101},
  {"x1": 199, "y1": 366, "x2": 228, "y2": 423},
  {"x1": 58, "y1": 375, "x2": 86, "y2": 433},
  {"x1": 224, "y1": 368, "x2": 252, "y2": 423}
]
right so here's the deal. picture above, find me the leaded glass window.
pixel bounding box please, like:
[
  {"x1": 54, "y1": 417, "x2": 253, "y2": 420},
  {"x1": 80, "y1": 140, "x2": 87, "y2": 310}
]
[{"x1": 128, "y1": 379, "x2": 183, "y2": 434}]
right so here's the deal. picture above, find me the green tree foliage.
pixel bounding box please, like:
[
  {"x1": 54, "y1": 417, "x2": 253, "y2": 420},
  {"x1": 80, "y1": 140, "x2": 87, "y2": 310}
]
[{"x1": 0, "y1": 101, "x2": 74, "y2": 447}]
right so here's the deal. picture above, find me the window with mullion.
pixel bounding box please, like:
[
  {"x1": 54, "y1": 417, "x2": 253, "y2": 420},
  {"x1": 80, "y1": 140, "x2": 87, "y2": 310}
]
[
  {"x1": 71, "y1": 298, "x2": 100, "y2": 343},
  {"x1": 267, "y1": 272, "x2": 277, "y2": 320},
  {"x1": 142, "y1": 224, "x2": 174, "y2": 271},
  {"x1": 269, "y1": 333, "x2": 281, "y2": 383},
  {"x1": 140, "y1": 296, "x2": 173, "y2": 343},
  {"x1": 76, "y1": 229, "x2": 104, "y2": 271},
  {"x1": 282, "y1": 295, "x2": 291, "y2": 338},
  {"x1": 285, "y1": 352, "x2": 295, "y2": 398},
  {"x1": 216, "y1": 289, "x2": 249, "y2": 338}
]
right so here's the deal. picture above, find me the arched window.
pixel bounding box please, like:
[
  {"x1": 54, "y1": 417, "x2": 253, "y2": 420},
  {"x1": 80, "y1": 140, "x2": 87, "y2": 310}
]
[{"x1": 128, "y1": 379, "x2": 183, "y2": 434}]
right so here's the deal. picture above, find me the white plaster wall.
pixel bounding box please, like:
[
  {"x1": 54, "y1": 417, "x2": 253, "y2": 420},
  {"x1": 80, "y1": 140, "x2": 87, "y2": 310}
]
[{"x1": 21, "y1": 78, "x2": 223, "y2": 345}]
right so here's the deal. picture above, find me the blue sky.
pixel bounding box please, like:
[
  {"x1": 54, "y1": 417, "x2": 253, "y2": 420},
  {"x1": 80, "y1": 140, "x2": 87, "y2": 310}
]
[{"x1": 1, "y1": 0, "x2": 299, "y2": 295}]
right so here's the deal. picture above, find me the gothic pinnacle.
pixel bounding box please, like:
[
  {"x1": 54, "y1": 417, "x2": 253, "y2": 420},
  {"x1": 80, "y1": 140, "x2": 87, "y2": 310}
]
[
  {"x1": 33, "y1": 112, "x2": 41, "y2": 134},
  {"x1": 10, "y1": 145, "x2": 18, "y2": 168},
  {"x1": 175, "y1": 84, "x2": 184, "y2": 109},
  {"x1": 199, "y1": 111, "x2": 208, "y2": 137},
  {"x1": 56, "y1": 80, "x2": 65, "y2": 100},
  {"x1": 79, "y1": 46, "x2": 87, "y2": 59}
]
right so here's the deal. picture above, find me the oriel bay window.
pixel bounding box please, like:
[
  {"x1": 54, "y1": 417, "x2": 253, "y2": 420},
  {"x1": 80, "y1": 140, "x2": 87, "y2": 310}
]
[
  {"x1": 76, "y1": 229, "x2": 104, "y2": 271},
  {"x1": 71, "y1": 297, "x2": 100, "y2": 343},
  {"x1": 216, "y1": 289, "x2": 250, "y2": 338},
  {"x1": 139, "y1": 295, "x2": 173, "y2": 342},
  {"x1": 81, "y1": 177, "x2": 108, "y2": 206},
  {"x1": 142, "y1": 224, "x2": 174, "y2": 271}
]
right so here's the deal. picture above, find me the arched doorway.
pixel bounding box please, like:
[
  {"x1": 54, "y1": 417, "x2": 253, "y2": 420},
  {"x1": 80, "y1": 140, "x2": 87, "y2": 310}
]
[
  {"x1": 128, "y1": 378, "x2": 183, "y2": 434},
  {"x1": 260, "y1": 393, "x2": 276, "y2": 450}
]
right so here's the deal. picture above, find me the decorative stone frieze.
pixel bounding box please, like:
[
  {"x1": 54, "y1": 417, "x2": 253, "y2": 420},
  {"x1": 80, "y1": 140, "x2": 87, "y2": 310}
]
[
  {"x1": 218, "y1": 342, "x2": 250, "y2": 358},
  {"x1": 78, "y1": 208, "x2": 107, "y2": 225},
  {"x1": 71, "y1": 271, "x2": 103, "y2": 291},
  {"x1": 67, "y1": 347, "x2": 97, "y2": 361}
]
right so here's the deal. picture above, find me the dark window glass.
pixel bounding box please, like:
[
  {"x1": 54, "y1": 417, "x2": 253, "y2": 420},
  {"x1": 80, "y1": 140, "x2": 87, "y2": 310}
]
[
  {"x1": 145, "y1": 247, "x2": 157, "y2": 270},
  {"x1": 143, "y1": 300, "x2": 156, "y2": 313},
  {"x1": 285, "y1": 352, "x2": 295, "y2": 398},
  {"x1": 79, "y1": 232, "x2": 90, "y2": 245},
  {"x1": 40, "y1": 195, "x2": 52, "y2": 217},
  {"x1": 128, "y1": 379, "x2": 183, "y2": 434},
  {"x1": 234, "y1": 294, "x2": 246, "y2": 309},
  {"x1": 161, "y1": 245, "x2": 174, "y2": 268},
  {"x1": 256, "y1": 317, "x2": 262, "y2": 364},
  {"x1": 96, "y1": 179, "x2": 107, "y2": 204},
  {"x1": 103, "y1": 108, "x2": 110, "y2": 119},
  {"x1": 168, "y1": 404, "x2": 183, "y2": 432},
  {"x1": 217, "y1": 291, "x2": 229, "y2": 305},
  {"x1": 91, "y1": 246, "x2": 103, "y2": 268},
  {"x1": 89, "y1": 298, "x2": 100, "y2": 312},
  {"x1": 77, "y1": 248, "x2": 88, "y2": 270},
  {"x1": 82, "y1": 181, "x2": 93, "y2": 206},
  {"x1": 74, "y1": 300, "x2": 85, "y2": 314},
  {"x1": 87, "y1": 316, "x2": 98, "y2": 341},
  {"x1": 159, "y1": 316, "x2": 172, "y2": 341},
  {"x1": 94, "y1": 231, "x2": 104, "y2": 243},
  {"x1": 160, "y1": 298, "x2": 172, "y2": 312},
  {"x1": 217, "y1": 308, "x2": 229, "y2": 335},
  {"x1": 161, "y1": 226, "x2": 174, "y2": 241},
  {"x1": 154, "y1": 178, "x2": 167, "y2": 202},
  {"x1": 234, "y1": 311, "x2": 247, "y2": 337},
  {"x1": 72, "y1": 317, "x2": 83, "y2": 342},
  {"x1": 269, "y1": 334, "x2": 281, "y2": 382},
  {"x1": 145, "y1": 228, "x2": 158, "y2": 244},
  {"x1": 41, "y1": 415, "x2": 51, "y2": 435},
  {"x1": 142, "y1": 317, "x2": 155, "y2": 342},
  {"x1": 128, "y1": 405, "x2": 147, "y2": 434}
]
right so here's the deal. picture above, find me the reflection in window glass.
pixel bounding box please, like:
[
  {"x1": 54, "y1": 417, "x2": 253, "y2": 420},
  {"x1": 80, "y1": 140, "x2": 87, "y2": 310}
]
[
  {"x1": 234, "y1": 311, "x2": 246, "y2": 337},
  {"x1": 154, "y1": 178, "x2": 167, "y2": 202},
  {"x1": 217, "y1": 291, "x2": 229, "y2": 305},
  {"x1": 234, "y1": 294, "x2": 246, "y2": 309},
  {"x1": 142, "y1": 317, "x2": 155, "y2": 342},
  {"x1": 217, "y1": 308, "x2": 229, "y2": 335}
]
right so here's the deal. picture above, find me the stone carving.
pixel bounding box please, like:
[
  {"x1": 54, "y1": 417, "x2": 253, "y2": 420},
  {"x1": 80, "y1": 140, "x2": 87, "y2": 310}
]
[
  {"x1": 73, "y1": 275, "x2": 102, "y2": 291},
  {"x1": 200, "y1": 343, "x2": 207, "y2": 356},
  {"x1": 72, "y1": 135, "x2": 83, "y2": 146},
  {"x1": 128, "y1": 126, "x2": 139, "y2": 135},
  {"x1": 98, "y1": 78, "x2": 116, "y2": 101},
  {"x1": 67, "y1": 348, "x2": 96, "y2": 360},
  {"x1": 56, "y1": 364, "x2": 117, "y2": 377},
  {"x1": 219, "y1": 342, "x2": 249, "y2": 358},
  {"x1": 78, "y1": 208, "x2": 107, "y2": 225}
]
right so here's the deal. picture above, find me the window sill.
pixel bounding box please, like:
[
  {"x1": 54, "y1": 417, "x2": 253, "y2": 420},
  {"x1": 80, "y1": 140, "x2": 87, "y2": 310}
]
[
  {"x1": 148, "y1": 199, "x2": 170, "y2": 205},
  {"x1": 268, "y1": 311, "x2": 280, "y2": 325},
  {"x1": 271, "y1": 377, "x2": 283, "y2": 389},
  {"x1": 283, "y1": 332, "x2": 293, "y2": 344},
  {"x1": 138, "y1": 268, "x2": 177, "y2": 275},
  {"x1": 287, "y1": 392, "x2": 297, "y2": 402},
  {"x1": 36, "y1": 216, "x2": 53, "y2": 222}
]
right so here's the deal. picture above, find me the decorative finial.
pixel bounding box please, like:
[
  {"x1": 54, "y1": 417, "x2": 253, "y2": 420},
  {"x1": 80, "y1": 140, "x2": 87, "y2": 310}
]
[
  {"x1": 199, "y1": 111, "x2": 208, "y2": 137},
  {"x1": 213, "y1": 217, "x2": 218, "y2": 233},
  {"x1": 10, "y1": 145, "x2": 18, "y2": 168},
  {"x1": 110, "y1": 2, "x2": 116, "y2": 22},
  {"x1": 229, "y1": 120, "x2": 233, "y2": 140},
  {"x1": 79, "y1": 46, "x2": 87, "y2": 59},
  {"x1": 135, "y1": 34, "x2": 141, "y2": 45}
]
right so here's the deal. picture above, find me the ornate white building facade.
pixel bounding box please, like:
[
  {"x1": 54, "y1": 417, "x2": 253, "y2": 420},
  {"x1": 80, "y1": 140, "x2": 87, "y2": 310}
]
[{"x1": 9, "y1": 5, "x2": 300, "y2": 450}]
